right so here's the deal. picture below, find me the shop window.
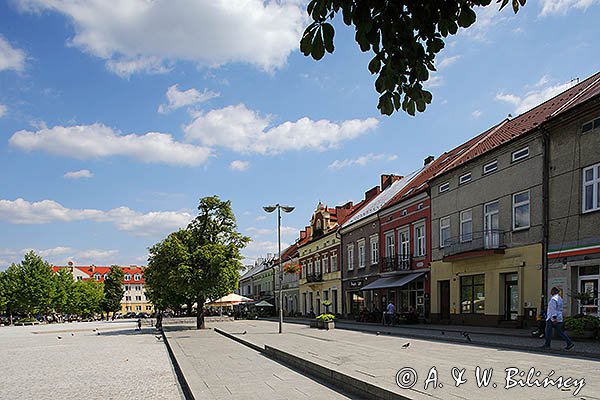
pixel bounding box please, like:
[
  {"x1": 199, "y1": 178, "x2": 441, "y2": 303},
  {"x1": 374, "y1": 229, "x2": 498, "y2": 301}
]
[{"x1": 460, "y1": 275, "x2": 485, "y2": 314}]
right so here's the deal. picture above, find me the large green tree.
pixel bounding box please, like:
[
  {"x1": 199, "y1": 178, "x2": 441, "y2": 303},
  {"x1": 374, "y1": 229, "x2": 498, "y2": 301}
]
[
  {"x1": 0, "y1": 264, "x2": 21, "y2": 324},
  {"x1": 52, "y1": 267, "x2": 74, "y2": 315},
  {"x1": 70, "y1": 280, "x2": 104, "y2": 317},
  {"x1": 301, "y1": 0, "x2": 524, "y2": 116},
  {"x1": 102, "y1": 265, "x2": 124, "y2": 319},
  {"x1": 146, "y1": 196, "x2": 249, "y2": 329},
  {"x1": 13, "y1": 251, "x2": 55, "y2": 317}
]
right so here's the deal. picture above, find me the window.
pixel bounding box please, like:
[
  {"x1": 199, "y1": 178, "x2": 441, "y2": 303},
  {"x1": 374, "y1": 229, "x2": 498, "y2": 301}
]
[
  {"x1": 398, "y1": 229, "x2": 410, "y2": 258},
  {"x1": 146, "y1": 306, "x2": 152, "y2": 311},
  {"x1": 370, "y1": 235, "x2": 379, "y2": 264},
  {"x1": 135, "y1": 305, "x2": 142, "y2": 311},
  {"x1": 460, "y1": 209, "x2": 473, "y2": 242},
  {"x1": 103, "y1": 273, "x2": 108, "y2": 280},
  {"x1": 315, "y1": 257, "x2": 321, "y2": 274},
  {"x1": 401, "y1": 209, "x2": 408, "y2": 216},
  {"x1": 134, "y1": 273, "x2": 141, "y2": 281},
  {"x1": 512, "y1": 146, "x2": 529, "y2": 162},
  {"x1": 460, "y1": 274, "x2": 485, "y2": 314},
  {"x1": 76, "y1": 276, "x2": 83, "y2": 282},
  {"x1": 513, "y1": 190, "x2": 530, "y2": 230},
  {"x1": 439, "y1": 182, "x2": 450, "y2": 193},
  {"x1": 417, "y1": 202, "x2": 424, "y2": 210},
  {"x1": 358, "y1": 240, "x2": 365, "y2": 268},
  {"x1": 126, "y1": 306, "x2": 131, "y2": 311},
  {"x1": 385, "y1": 232, "x2": 395, "y2": 257},
  {"x1": 582, "y1": 116, "x2": 600, "y2": 133},
  {"x1": 459, "y1": 172, "x2": 472, "y2": 185},
  {"x1": 322, "y1": 255, "x2": 328, "y2": 273},
  {"x1": 347, "y1": 245, "x2": 354, "y2": 270},
  {"x1": 94, "y1": 273, "x2": 101, "y2": 281},
  {"x1": 136, "y1": 285, "x2": 141, "y2": 291},
  {"x1": 125, "y1": 296, "x2": 131, "y2": 301},
  {"x1": 414, "y1": 223, "x2": 426, "y2": 257},
  {"x1": 135, "y1": 295, "x2": 142, "y2": 301},
  {"x1": 439, "y1": 217, "x2": 450, "y2": 248},
  {"x1": 483, "y1": 160, "x2": 497, "y2": 175},
  {"x1": 583, "y1": 163, "x2": 600, "y2": 213},
  {"x1": 124, "y1": 273, "x2": 131, "y2": 281},
  {"x1": 308, "y1": 260, "x2": 313, "y2": 275},
  {"x1": 330, "y1": 253, "x2": 337, "y2": 272}
]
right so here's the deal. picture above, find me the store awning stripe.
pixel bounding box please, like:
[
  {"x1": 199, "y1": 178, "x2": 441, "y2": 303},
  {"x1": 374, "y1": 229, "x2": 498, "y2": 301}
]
[{"x1": 361, "y1": 272, "x2": 424, "y2": 291}]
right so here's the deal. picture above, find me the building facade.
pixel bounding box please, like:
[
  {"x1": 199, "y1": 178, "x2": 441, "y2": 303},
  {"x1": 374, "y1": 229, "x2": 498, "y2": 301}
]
[{"x1": 274, "y1": 243, "x2": 300, "y2": 316}]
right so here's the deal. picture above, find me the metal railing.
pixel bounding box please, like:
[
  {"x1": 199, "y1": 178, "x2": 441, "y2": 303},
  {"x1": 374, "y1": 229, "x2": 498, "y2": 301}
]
[
  {"x1": 441, "y1": 229, "x2": 505, "y2": 257},
  {"x1": 380, "y1": 255, "x2": 412, "y2": 273},
  {"x1": 306, "y1": 272, "x2": 323, "y2": 282}
]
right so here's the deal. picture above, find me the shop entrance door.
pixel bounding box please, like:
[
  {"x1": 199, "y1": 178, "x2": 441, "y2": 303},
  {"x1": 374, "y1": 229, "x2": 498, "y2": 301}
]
[
  {"x1": 504, "y1": 273, "x2": 519, "y2": 321},
  {"x1": 439, "y1": 280, "x2": 450, "y2": 320}
]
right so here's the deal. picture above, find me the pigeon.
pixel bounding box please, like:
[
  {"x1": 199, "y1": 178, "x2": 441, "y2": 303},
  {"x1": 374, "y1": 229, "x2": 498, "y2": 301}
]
[
  {"x1": 155, "y1": 335, "x2": 162, "y2": 341},
  {"x1": 93, "y1": 329, "x2": 97, "y2": 332},
  {"x1": 441, "y1": 331, "x2": 445, "y2": 335},
  {"x1": 242, "y1": 331, "x2": 247, "y2": 335},
  {"x1": 71, "y1": 333, "x2": 74, "y2": 336},
  {"x1": 97, "y1": 331, "x2": 100, "y2": 335},
  {"x1": 57, "y1": 336, "x2": 62, "y2": 340},
  {"x1": 465, "y1": 334, "x2": 472, "y2": 342},
  {"x1": 376, "y1": 331, "x2": 381, "y2": 336},
  {"x1": 461, "y1": 331, "x2": 467, "y2": 336},
  {"x1": 401, "y1": 342, "x2": 410, "y2": 349}
]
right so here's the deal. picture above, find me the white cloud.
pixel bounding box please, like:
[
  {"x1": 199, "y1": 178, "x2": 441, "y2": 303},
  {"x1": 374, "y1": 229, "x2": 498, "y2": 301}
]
[
  {"x1": 15, "y1": 0, "x2": 305, "y2": 75},
  {"x1": 184, "y1": 104, "x2": 378, "y2": 154},
  {"x1": 495, "y1": 77, "x2": 574, "y2": 114},
  {"x1": 246, "y1": 226, "x2": 297, "y2": 237},
  {"x1": 106, "y1": 56, "x2": 171, "y2": 78},
  {"x1": 0, "y1": 35, "x2": 26, "y2": 72},
  {"x1": 9, "y1": 123, "x2": 213, "y2": 166},
  {"x1": 64, "y1": 169, "x2": 93, "y2": 179},
  {"x1": 229, "y1": 160, "x2": 250, "y2": 171},
  {"x1": 539, "y1": 0, "x2": 600, "y2": 16},
  {"x1": 437, "y1": 55, "x2": 460, "y2": 70},
  {"x1": 254, "y1": 215, "x2": 267, "y2": 221},
  {"x1": 0, "y1": 104, "x2": 6, "y2": 118},
  {"x1": 329, "y1": 153, "x2": 397, "y2": 170},
  {"x1": 460, "y1": 5, "x2": 514, "y2": 42},
  {"x1": 0, "y1": 247, "x2": 122, "y2": 269},
  {"x1": 425, "y1": 75, "x2": 444, "y2": 88},
  {"x1": 246, "y1": 227, "x2": 272, "y2": 235},
  {"x1": 0, "y1": 198, "x2": 192, "y2": 237},
  {"x1": 471, "y1": 110, "x2": 483, "y2": 118},
  {"x1": 158, "y1": 84, "x2": 219, "y2": 114}
]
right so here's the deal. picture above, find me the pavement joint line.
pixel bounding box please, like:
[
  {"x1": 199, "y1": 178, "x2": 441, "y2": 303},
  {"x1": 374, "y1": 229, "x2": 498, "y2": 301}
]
[{"x1": 161, "y1": 329, "x2": 196, "y2": 400}]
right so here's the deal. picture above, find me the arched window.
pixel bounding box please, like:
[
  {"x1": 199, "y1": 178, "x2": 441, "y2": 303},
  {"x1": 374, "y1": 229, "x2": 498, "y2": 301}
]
[
  {"x1": 94, "y1": 273, "x2": 101, "y2": 281},
  {"x1": 134, "y1": 273, "x2": 141, "y2": 281},
  {"x1": 103, "y1": 273, "x2": 108, "y2": 280},
  {"x1": 124, "y1": 273, "x2": 131, "y2": 281}
]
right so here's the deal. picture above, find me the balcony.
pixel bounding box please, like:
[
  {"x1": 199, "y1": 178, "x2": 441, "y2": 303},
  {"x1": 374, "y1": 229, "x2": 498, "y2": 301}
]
[
  {"x1": 442, "y1": 230, "x2": 505, "y2": 260},
  {"x1": 380, "y1": 255, "x2": 412, "y2": 273},
  {"x1": 306, "y1": 272, "x2": 323, "y2": 282}
]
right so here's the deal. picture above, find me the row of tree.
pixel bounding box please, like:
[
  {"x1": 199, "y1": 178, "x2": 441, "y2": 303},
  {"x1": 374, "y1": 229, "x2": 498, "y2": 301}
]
[
  {"x1": 145, "y1": 196, "x2": 249, "y2": 329},
  {"x1": 0, "y1": 251, "x2": 125, "y2": 324}
]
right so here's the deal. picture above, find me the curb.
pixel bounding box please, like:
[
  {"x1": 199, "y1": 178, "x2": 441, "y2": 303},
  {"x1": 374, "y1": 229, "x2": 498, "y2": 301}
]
[
  {"x1": 213, "y1": 327, "x2": 414, "y2": 400},
  {"x1": 161, "y1": 330, "x2": 196, "y2": 400}
]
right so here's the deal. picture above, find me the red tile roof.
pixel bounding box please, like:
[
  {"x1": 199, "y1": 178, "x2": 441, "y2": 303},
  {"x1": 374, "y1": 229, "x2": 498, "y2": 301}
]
[{"x1": 52, "y1": 265, "x2": 146, "y2": 283}]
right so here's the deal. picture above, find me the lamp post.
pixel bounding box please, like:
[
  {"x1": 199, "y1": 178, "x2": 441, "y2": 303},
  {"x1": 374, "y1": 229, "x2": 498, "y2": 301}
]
[{"x1": 263, "y1": 204, "x2": 294, "y2": 334}]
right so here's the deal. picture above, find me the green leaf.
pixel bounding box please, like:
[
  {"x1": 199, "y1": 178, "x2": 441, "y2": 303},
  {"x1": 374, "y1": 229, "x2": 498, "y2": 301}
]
[
  {"x1": 457, "y1": 7, "x2": 477, "y2": 28},
  {"x1": 368, "y1": 57, "x2": 381, "y2": 74},
  {"x1": 378, "y1": 93, "x2": 394, "y2": 116},
  {"x1": 311, "y1": 32, "x2": 325, "y2": 60},
  {"x1": 406, "y1": 99, "x2": 416, "y2": 116},
  {"x1": 300, "y1": 29, "x2": 315, "y2": 56},
  {"x1": 322, "y1": 23, "x2": 335, "y2": 53},
  {"x1": 416, "y1": 98, "x2": 426, "y2": 112}
]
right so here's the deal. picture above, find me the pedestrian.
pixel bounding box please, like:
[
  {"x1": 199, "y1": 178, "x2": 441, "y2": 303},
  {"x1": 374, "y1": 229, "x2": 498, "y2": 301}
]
[
  {"x1": 136, "y1": 318, "x2": 142, "y2": 331},
  {"x1": 385, "y1": 301, "x2": 395, "y2": 326},
  {"x1": 541, "y1": 287, "x2": 574, "y2": 350}
]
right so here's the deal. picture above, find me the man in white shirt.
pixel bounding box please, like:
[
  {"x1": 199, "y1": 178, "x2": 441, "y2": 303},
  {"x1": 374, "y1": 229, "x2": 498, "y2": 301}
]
[
  {"x1": 385, "y1": 301, "x2": 395, "y2": 326},
  {"x1": 542, "y1": 287, "x2": 574, "y2": 350}
]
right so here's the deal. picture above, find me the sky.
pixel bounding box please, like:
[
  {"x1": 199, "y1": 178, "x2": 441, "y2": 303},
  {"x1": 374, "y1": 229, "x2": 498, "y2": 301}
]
[{"x1": 0, "y1": 0, "x2": 599, "y2": 269}]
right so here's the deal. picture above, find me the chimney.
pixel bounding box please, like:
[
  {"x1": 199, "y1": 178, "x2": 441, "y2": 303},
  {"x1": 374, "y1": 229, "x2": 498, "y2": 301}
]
[
  {"x1": 335, "y1": 201, "x2": 354, "y2": 222},
  {"x1": 91, "y1": 265, "x2": 96, "y2": 273},
  {"x1": 300, "y1": 229, "x2": 306, "y2": 240},
  {"x1": 381, "y1": 174, "x2": 402, "y2": 191},
  {"x1": 365, "y1": 186, "x2": 381, "y2": 201},
  {"x1": 424, "y1": 155, "x2": 435, "y2": 166}
]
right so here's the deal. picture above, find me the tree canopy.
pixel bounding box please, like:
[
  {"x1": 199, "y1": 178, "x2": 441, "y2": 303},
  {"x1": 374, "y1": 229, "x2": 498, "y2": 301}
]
[
  {"x1": 146, "y1": 196, "x2": 249, "y2": 329},
  {"x1": 301, "y1": 0, "x2": 525, "y2": 116},
  {"x1": 103, "y1": 265, "x2": 125, "y2": 316}
]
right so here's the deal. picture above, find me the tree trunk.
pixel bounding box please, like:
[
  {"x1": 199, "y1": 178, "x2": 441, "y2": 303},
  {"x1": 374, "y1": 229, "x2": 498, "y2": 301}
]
[
  {"x1": 186, "y1": 301, "x2": 193, "y2": 317},
  {"x1": 8, "y1": 310, "x2": 13, "y2": 326},
  {"x1": 196, "y1": 295, "x2": 205, "y2": 329}
]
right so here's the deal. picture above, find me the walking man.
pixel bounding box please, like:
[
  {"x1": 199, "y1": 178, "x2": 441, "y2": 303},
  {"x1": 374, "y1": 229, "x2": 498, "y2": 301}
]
[
  {"x1": 385, "y1": 301, "x2": 395, "y2": 326},
  {"x1": 541, "y1": 287, "x2": 574, "y2": 350}
]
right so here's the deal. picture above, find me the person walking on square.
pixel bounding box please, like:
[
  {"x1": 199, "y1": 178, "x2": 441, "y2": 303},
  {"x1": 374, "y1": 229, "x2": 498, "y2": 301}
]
[
  {"x1": 385, "y1": 301, "x2": 395, "y2": 326},
  {"x1": 541, "y1": 287, "x2": 574, "y2": 350},
  {"x1": 136, "y1": 318, "x2": 142, "y2": 332}
]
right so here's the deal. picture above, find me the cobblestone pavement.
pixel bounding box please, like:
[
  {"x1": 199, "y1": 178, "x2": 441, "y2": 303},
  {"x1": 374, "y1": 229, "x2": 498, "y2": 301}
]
[
  {"x1": 163, "y1": 322, "x2": 355, "y2": 400},
  {"x1": 213, "y1": 320, "x2": 600, "y2": 400},
  {"x1": 0, "y1": 320, "x2": 182, "y2": 400}
]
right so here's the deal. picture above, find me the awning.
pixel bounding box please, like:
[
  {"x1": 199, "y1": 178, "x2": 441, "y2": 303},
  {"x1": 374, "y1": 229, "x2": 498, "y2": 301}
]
[{"x1": 361, "y1": 272, "x2": 425, "y2": 291}]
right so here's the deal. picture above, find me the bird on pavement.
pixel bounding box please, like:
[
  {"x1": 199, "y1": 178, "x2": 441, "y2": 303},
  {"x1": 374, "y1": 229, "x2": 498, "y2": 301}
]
[
  {"x1": 242, "y1": 331, "x2": 247, "y2": 335},
  {"x1": 155, "y1": 335, "x2": 162, "y2": 341},
  {"x1": 441, "y1": 331, "x2": 445, "y2": 335},
  {"x1": 57, "y1": 336, "x2": 62, "y2": 340},
  {"x1": 401, "y1": 342, "x2": 410, "y2": 349},
  {"x1": 376, "y1": 331, "x2": 381, "y2": 336},
  {"x1": 71, "y1": 333, "x2": 74, "y2": 336},
  {"x1": 97, "y1": 331, "x2": 100, "y2": 335},
  {"x1": 92, "y1": 329, "x2": 97, "y2": 332},
  {"x1": 465, "y1": 334, "x2": 472, "y2": 342}
]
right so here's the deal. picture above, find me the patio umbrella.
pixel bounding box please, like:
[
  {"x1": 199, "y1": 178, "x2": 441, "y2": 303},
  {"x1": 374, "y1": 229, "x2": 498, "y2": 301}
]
[
  {"x1": 254, "y1": 300, "x2": 275, "y2": 307},
  {"x1": 206, "y1": 293, "x2": 253, "y2": 307}
]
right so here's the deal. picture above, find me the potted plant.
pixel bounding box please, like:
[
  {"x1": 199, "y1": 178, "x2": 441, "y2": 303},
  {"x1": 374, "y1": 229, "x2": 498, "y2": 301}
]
[
  {"x1": 316, "y1": 313, "x2": 336, "y2": 330},
  {"x1": 564, "y1": 314, "x2": 600, "y2": 339}
]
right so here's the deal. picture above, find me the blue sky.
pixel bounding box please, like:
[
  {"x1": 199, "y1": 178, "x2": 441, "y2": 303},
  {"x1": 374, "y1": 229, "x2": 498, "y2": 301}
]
[{"x1": 0, "y1": 0, "x2": 599, "y2": 269}]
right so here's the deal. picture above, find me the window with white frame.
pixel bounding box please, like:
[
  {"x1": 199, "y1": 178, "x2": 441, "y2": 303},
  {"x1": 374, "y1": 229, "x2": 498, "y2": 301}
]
[
  {"x1": 136, "y1": 295, "x2": 142, "y2": 301},
  {"x1": 512, "y1": 146, "x2": 529, "y2": 162},
  {"x1": 439, "y1": 182, "x2": 450, "y2": 193},
  {"x1": 583, "y1": 163, "x2": 600, "y2": 213},
  {"x1": 124, "y1": 273, "x2": 131, "y2": 281},
  {"x1": 582, "y1": 116, "x2": 600, "y2": 133},
  {"x1": 370, "y1": 234, "x2": 379, "y2": 264},
  {"x1": 308, "y1": 260, "x2": 313, "y2": 275},
  {"x1": 301, "y1": 262, "x2": 306, "y2": 278},
  {"x1": 94, "y1": 273, "x2": 101, "y2": 281},
  {"x1": 398, "y1": 229, "x2": 410, "y2": 260},
  {"x1": 459, "y1": 172, "x2": 472, "y2": 185},
  {"x1": 460, "y1": 209, "x2": 473, "y2": 242},
  {"x1": 331, "y1": 253, "x2": 337, "y2": 272},
  {"x1": 385, "y1": 232, "x2": 395, "y2": 257},
  {"x1": 134, "y1": 273, "x2": 141, "y2": 281},
  {"x1": 103, "y1": 273, "x2": 108, "y2": 280},
  {"x1": 415, "y1": 223, "x2": 426, "y2": 257},
  {"x1": 322, "y1": 254, "x2": 328, "y2": 273},
  {"x1": 125, "y1": 296, "x2": 131, "y2": 301},
  {"x1": 440, "y1": 217, "x2": 450, "y2": 247},
  {"x1": 135, "y1": 305, "x2": 142, "y2": 311},
  {"x1": 347, "y1": 245, "x2": 354, "y2": 270},
  {"x1": 315, "y1": 257, "x2": 321, "y2": 274},
  {"x1": 513, "y1": 190, "x2": 530, "y2": 230},
  {"x1": 483, "y1": 160, "x2": 498, "y2": 175},
  {"x1": 358, "y1": 239, "x2": 366, "y2": 268}
]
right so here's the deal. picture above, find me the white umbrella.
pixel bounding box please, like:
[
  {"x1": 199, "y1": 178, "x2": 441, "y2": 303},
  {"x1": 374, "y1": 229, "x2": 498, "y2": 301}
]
[{"x1": 206, "y1": 293, "x2": 253, "y2": 306}]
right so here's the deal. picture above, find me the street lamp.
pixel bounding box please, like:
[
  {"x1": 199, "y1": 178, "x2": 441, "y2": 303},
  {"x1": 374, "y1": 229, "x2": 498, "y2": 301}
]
[{"x1": 263, "y1": 204, "x2": 294, "y2": 334}]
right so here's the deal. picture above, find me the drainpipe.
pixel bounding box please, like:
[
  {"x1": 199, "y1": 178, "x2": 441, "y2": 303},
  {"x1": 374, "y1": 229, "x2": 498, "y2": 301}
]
[
  {"x1": 335, "y1": 227, "x2": 344, "y2": 317},
  {"x1": 541, "y1": 126, "x2": 551, "y2": 316}
]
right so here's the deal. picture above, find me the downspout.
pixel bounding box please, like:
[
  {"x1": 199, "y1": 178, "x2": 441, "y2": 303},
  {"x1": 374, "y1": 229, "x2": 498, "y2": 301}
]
[
  {"x1": 540, "y1": 126, "x2": 551, "y2": 316},
  {"x1": 335, "y1": 226, "x2": 344, "y2": 317}
]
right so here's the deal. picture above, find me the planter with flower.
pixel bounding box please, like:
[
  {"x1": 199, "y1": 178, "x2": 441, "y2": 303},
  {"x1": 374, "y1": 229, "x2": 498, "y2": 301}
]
[
  {"x1": 283, "y1": 262, "x2": 301, "y2": 275},
  {"x1": 316, "y1": 313, "x2": 335, "y2": 330},
  {"x1": 563, "y1": 314, "x2": 600, "y2": 339}
]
